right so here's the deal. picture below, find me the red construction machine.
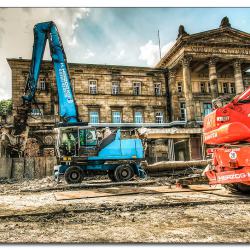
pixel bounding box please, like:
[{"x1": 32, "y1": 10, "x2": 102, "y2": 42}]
[{"x1": 203, "y1": 86, "x2": 250, "y2": 193}]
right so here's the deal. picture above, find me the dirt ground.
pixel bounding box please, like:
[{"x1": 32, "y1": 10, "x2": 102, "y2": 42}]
[{"x1": 0, "y1": 176, "x2": 250, "y2": 243}]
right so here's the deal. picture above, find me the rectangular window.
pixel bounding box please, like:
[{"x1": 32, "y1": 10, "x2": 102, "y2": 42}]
[
  {"x1": 230, "y1": 83, "x2": 235, "y2": 93},
  {"x1": 112, "y1": 111, "x2": 121, "y2": 123},
  {"x1": 154, "y1": 83, "x2": 161, "y2": 96},
  {"x1": 200, "y1": 82, "x2": 206, "y2": 93},
  {"x1": 134, "y1": 111, "x2": 143, "y2": 123},
  {"x1": 208, "y1": 82, "x2": 211, "y2": 93},
  {"x1": 31, "y1": 108, "x2": 43, "y2": 116},
  {"x1": 155, "y1": 111, "x2": 164, "y2": 123},
  {"x1": 89, "y1": 111, "x2": 99, "y2": 124},
  {"x1": 133, "y1": 82, "x2": 141, "y2": 96},
  {"x1": 203, "y1": 103, "x2": 212, "y2": 117},
  {"x1": 112, "y1": 81, "x2": 120, "y2": 95},
  {"x1": 79, "y1": 128, "x2": 97, "y2": 146},
  {"x1": 180, "y1": 102, "x2": 186, "y2": 121},
  {"x1": 39, "y1": 78, "x2": 46, "y2": 90},
  {"x1": 89, "y1": 80, "x2": 97, "y2": 94},
  {"x1": 223, "y1": 82, "x2": 229, "y2": 93},
  {"x1": 177, "y1": 82, "x2": 182, "y2": 93}
]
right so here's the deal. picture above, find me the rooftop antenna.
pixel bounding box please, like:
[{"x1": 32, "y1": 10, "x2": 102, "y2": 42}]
[{"x1": 157, "y1": 29, "x2": 162, "y2": 60}]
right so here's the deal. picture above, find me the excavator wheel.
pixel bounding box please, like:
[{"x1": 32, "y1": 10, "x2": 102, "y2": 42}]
[
  {"x1": 113, "y1": 164, "x2": 134, "y2": 182},
  {"x1": 224, "y1": 183, "x2": 250, "y2": 194},
  {"x1": 107, "y1": 170, "x2": 116, "y2": 182},
  {"x1": 64, "y1": 166, "x2": 83, "y2": 184}
]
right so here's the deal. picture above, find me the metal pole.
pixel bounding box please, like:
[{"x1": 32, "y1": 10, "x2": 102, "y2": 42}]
[{"x1": 158, "y1": 29, "x2": 162, "y2": 60}]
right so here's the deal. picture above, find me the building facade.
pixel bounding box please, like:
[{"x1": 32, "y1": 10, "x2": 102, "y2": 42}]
[
  {"x1": 6, "y1": 17, "x2": 250, "y2": 162},
  {"x1": 157, "y1": 17, "x2": 250, "y2": 123}
]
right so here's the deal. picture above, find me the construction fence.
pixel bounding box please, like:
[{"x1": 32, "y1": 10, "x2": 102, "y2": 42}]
[{"x1": 0, "y1": 157, "x2": 57, "y2": 180}]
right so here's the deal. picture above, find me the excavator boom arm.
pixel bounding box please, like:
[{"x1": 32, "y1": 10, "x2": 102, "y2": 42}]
[{"x1": 22, "y1": 21, "x2": 78, "y2": 123}]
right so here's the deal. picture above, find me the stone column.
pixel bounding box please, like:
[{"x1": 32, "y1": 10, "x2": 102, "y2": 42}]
[
  {"x1": 208, "y1": 57, "x2": 219, "y2": 100},
  {"x1": 181, "y1": 56, "x2": 195, "y2": 122},
  {"x1": 169, "y1": 68, "x2": 178, "y2": 121},
  {"x1": 233, "y1": 59, "x2": 244, "y2": 94}
]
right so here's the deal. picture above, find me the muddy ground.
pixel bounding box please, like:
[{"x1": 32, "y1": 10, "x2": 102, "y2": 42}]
[{"x1": 0, "y1": 176, "x2": 250, "y2": 243}]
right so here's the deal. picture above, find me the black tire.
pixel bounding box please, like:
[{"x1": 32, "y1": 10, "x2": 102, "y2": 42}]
[
  {"x1": 107, "y1": 170, "x2": 116, "y2": 182},
  {"x1": 224, "y1": 183, "x2": 250, "y2": 194},
  {"x1": 114, "y1": 164, "x2": 134, "y2": 182},
  {"x1": 65, "y1": 166, "x2": 83, "y2": 184}
]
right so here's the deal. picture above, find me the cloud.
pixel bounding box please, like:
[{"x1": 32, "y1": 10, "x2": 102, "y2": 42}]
[
  {"x1": 83, "y1": 49, "x2": 95, "y2": 59},
  {"x1": 117, "y1": 49, "x2": 125, "y2": 59},
  {"x1": 139, "y1": 40, "x2": 175, "y2": 66},
  {"x1": 0, "y1": 8, "x2": 89, "y2": 100}
]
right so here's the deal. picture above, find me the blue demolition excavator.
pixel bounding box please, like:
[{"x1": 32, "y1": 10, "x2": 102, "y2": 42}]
[{"x1": 21, "y1": 21, "x2": 145, "y2": 183}]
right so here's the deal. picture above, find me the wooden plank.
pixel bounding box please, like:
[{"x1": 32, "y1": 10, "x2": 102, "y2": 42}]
[
  {"x1": 45, "y1": 157, "x2": 57, "y2": 176},
  {"x1": 12, "y1": 158, "x2": 24, "y2": 180},
  {"x1": 55, "y1": 190, "x2": 122, "y2": 201},
  {"x1": 54, "y1": 185, "x2": 222, "y2": 201},
  {"x1": 0, "y1": 158, "x2": 12, "y2": 178},
  {"x1": 24, "y1": 158, "x2": 35, "y2": 179}
]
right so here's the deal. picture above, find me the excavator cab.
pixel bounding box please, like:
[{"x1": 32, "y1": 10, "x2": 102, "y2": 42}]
[{"x1": 55, "y1": 126, "x2": 99, "y2": 159}]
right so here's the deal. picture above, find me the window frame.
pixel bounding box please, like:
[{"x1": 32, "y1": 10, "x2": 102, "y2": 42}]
[
  {"x1": 134, "y1": 110, "x2": 143, "y2": 123},
  {"x1": 112, "y1": 110, "x2": 122, "y2": 123},
  {"x1": 89, "y1": 110, "x2": 100, "y2": 124},
  {"x1": 154, "y1": 82, "x2": 161, "y2": 96},
  {"x1": 39, "y1": 78, "x2": 46, "y2": 91},
  {"x1": 180, "y1": 102, "x2": 186, "y2": 121},
  {"x1": 89, "y1": 80, "x2": 98, "y2": 94},
  {"x1": 222, "y1": 82, "x2": 229, "y2": 94},
  {"x1": 230, "y1": 82, "x2": 235, "y2": 93},
  {"x1": 155, "y1": 111, "x2": 164, "y2": 123},
  {"x1": 31, "y1": 108, "x2": 43, "y2": 116},
  {"x1": 203, "y1": 103, "x2": 213, "y2": 117},
  {"x1": 133, "y1": 82, "x2": 141, "y2": 96},
  {"x1": 111, "y1": 81, "x2": 120, "y2": 95},
  {"x1": 177, "y1": 82, "x2": 183, "y2": 93},
  {"x1": 207, "y1": 82, "x2": 211, "y2": 93},
  {"x1": 200, "y1": 82, "x2": 206, "y2": 93},
  {"x1": 79, "y1": 128, "x2": 98, "y2": 147}
]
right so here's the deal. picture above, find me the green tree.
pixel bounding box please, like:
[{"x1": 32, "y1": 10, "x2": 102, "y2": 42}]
[{"x1": 0, "y1": 99, "x2": 12, "y2": 116}]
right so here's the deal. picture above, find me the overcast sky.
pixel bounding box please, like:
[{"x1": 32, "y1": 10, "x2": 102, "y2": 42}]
[{"x1": 1, "y1": 7, "x2": 250, "y2": 100}]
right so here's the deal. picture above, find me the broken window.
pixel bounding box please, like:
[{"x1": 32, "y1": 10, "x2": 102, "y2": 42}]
[
  {"x1": 223, "y1": 82, "x2": 229, "y2": 93},
  {"x1": 230, "y1": 83, "x2": 235, "y2": 93},
  {"x1": 155, "y1": 111, "x2": 164, "y2": 123},
  {"x1": 31, "y1": 108, "x2": 43, "y2": 116},
  {"x1": 208, "y1": 82, "x2": 211, "y2": 93},
  {"x1": 154, "y1": 83, "x2": 161, "y2": 96},
  {"x1": 112, "y1": 81, "x2": 120, "y2": 95},
  {"x1": 180, "y1": 102, "x2": 186, "y2": 121},
  {"x1": 89, "y1": 80, "x2": 97, "y2": 94},
  {"x1": 177, "y1": 82, "x2": 183, "y2": 93},
  {"x1": 200, "y1": 82, "x2": 206, "y2": 93},
  {"x1": 133, "y1": 82, "x2": 141, "y2": 96}
]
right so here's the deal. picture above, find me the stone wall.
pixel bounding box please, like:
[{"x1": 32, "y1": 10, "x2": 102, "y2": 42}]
[{"x1": 8, "y1": 59, "x2": 168, "y2": 124}]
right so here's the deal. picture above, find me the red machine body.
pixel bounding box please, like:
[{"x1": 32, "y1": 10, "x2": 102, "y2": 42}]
[{"x1": 203, "y1": 87, "x2": 250, "y2": 189}]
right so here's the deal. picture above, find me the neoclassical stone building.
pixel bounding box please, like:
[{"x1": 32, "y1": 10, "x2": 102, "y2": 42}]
[
  {"x1": 157, "y1": 17, "x2": 250, "y2": 123},
  {"x1": 6, "y1": 17, "x2": 250, "y2": 162}
]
